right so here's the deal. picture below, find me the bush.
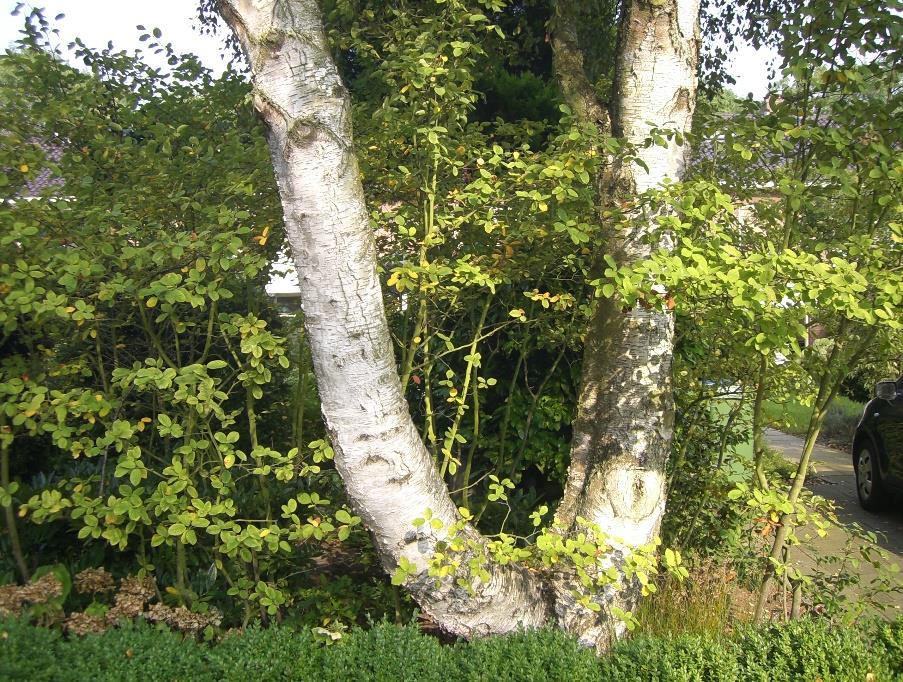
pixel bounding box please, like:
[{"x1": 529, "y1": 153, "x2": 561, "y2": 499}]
[
  {"x1": 321, "y1": 622, "x2": 449, "y2": 682},
  {"x1": 732, "y1": 619, "x2": 894, "y2": 681},
  {"x1": 0, "y1": 616, "x2": 61, "y2": 681},
  {"x1": 51, "y1": 624, "x2": 208, "y2": 682},
  {"x1": 1, "y1": 617, "x2": 901, "y2": 681},
  {"x1": 873, "y1": 619, "x2": 903, "y2": 679},
  {"x1": 205, "y1": 624, "x2": 321, "y2": 681},
  {"x1": 452, "y1": 628, "x2": 600, "y2": 682},
  {"x1": 599, "y1": 634, "x2": 740, "y2": 681}
]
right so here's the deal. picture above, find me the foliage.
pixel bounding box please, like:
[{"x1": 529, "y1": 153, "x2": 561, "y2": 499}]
[
  {"x1": 0, "y1": 25, "x2": 384, "y2": 628},
  {"x1": 642, "y1": 0, "x2": 903, "y2": 618},
  {"x1": 0, "y1": 0, "x2": 617, "y2": 632},
  {"x1": 2, "y1": 616, "x2": 902, "y2": 681},
  {"x1": 451, "y1": 627, "x2": 601, "y2": 682},
  {"x1": 2, "y1": 0, "x2": 901, "y2": 641},
  {"x1": 663, "y1": 398, "x2": 756, "y2": 560},
  {"x1": 328, "y1": 0, "x2": 608, "y2": 509}
]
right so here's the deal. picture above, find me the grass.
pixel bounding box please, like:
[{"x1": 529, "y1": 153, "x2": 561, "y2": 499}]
[
  {"x1": 635, "y1": 561, "x2": 737, "y2": 638},
  {"x1": 711, "y1": 399, "x2": 753, "y2": 459},
  {"x1": 708, "y1": 398, "x2": 828, "y2": 481},
  {"x1": 709, "y1": 400, "x2": 795, "y2": 479},
  {"x1": 763, "y1": 399, "x2": 811, "y2": 438},
  {"x1": 763, "y1": 396, "x2": 864, "y2": 445}
]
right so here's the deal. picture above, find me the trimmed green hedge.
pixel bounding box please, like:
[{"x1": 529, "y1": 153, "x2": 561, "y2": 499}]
[{"x1": 2, "y1": 617, "x2": 901, "y2": 681}]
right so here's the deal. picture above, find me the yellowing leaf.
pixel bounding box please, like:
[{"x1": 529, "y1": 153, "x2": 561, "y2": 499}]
[{"x1": 253, "y1": 225, "x2": 271, "y2": 246}]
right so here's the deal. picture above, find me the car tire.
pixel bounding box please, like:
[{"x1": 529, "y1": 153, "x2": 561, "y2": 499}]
[{"x1": 855, "y1": 444, "x2": 890, "y2": 511}]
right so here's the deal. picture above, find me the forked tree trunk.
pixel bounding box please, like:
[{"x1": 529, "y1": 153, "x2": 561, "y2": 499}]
[
  {"x1": 216, "y1": 0, "x2": 550, "y2": 639},
  {"x1": 217, "y1": 0, "x2": 698, "y2": 650}
]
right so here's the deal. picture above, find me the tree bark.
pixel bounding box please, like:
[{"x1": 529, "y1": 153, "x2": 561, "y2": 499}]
[
  {"x1": 216, "y1": 0, "x2": 550, "y2": 639},
  {"x1": 550, "y1": 2, "x2": 699, "y2": 642},
  {"x1": 554, "y1": 0, "x2": 700, "y2": 599},
  {"x1": 217, "y1": 0, "x2": 699, "y2": 650}
]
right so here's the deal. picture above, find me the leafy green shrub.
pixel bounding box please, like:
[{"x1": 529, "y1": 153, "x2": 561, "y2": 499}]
[
  {"x1": 598, "y1": 634, "x2": 739, "y2": 681},
  {"x1": 54, "y1": 623, "x2": 208, "y2": 682},
  {"x1": 733, "y1": 619, "x2": 893, "y2": 682},
  {"x1": 206, "y1": 624, "x2": 321, "y2": 681},
  {"x1": 662, "y1": 401, "x2": 752, "y2": 558},
  {"x1": 872, "y1": 618, "x2": 903, "y2": 679},
  {"x1": 321, "y1": 622, "x2": 449, "y2": 682},
  {"x1": 0, "y1": 616, "x2": 62, "y2": 681},
  {"x1": 451, "y1": 628, "x2": 600, "y2": 682},
  {"x1": 2, "y1": 617, "x2": 902, "y2": 681},
  {"x1": 0, "y1": 36, "x2": 372, "y2": 627}
]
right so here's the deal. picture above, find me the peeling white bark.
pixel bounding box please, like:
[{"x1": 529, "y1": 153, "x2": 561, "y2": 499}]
[
  {"x1": 216, "y1": 0, "x2": 550, "y2": 638},
  {"x1": 217, "y1": 0, "x2": 699, "y2": 652},
  {"x1": 557, "y1": 0, "x2": 700, "y2": 630},
  {"x1": 561, "y1": 0, "x2": 700, "y2": 521},
  {"x1": 618, "y1": 0, "x2": 699, "y2": 194}
]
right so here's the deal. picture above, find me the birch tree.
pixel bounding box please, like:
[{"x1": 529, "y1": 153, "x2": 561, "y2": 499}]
[{"x1": 215, "y1": 0, "x2": 699, "y2": 648}]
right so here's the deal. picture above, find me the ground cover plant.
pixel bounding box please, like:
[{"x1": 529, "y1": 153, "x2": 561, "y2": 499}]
[{"x1": 2, "y1": 616, "x2": 903, "y2": 681}]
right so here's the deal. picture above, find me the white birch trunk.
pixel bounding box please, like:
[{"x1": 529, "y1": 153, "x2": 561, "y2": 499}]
[
  {"x1": 216, "y1": 0, "x2": 550, "y2": 638},
  {"x1": 217, "y1": 0, "x2": 699, "y2": 651},
  {"x1": 562, "y1": 0, "x2": 700, "y2": 536},
  {"x1": 554, "y1": 0, "x2": 700, "y2": 643}
]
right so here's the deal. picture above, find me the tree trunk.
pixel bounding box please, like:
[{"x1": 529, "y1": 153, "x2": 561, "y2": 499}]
[
  {"x1": 217, "y1": 0, "x2": 698, "y2": 650},
  {"x1": 554, "y1": 0, "x2": 700, "y2": 620},
  {"x1": 216, "y1": 0, "x2": 550, "y2": 639}
]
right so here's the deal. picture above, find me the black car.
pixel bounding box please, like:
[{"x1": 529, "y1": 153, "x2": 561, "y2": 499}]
[{"x1": 853, "y1": 376, "x2": 903, "y2": 510}]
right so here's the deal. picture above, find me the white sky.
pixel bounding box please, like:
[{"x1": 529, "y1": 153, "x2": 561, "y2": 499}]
[
  {"x1": 0, "y1": 1, "x2": 231, "y2": 74},
  {"x1": 0, "y1": 2, "x2": 778, "y2": 295},
  {"x1": 0, "y1": 1, "x2": 779, "y2": 98}
]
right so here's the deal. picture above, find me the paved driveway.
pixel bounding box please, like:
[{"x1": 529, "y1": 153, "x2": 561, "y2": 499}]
[{"x1": 765, "y1": 429, "x2": 903, "y2": 615}]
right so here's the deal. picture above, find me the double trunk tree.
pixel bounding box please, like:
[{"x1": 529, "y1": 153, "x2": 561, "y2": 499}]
[{"x1": 217, "y1": 0, "x2": 699, "y2": 648}]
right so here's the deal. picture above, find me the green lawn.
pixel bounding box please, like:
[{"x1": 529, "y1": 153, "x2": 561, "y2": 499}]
[
  {"x1": 763, "y1": 395, "x2": 864, "y2": 443},
  {"x1": 711, "y1": 398, "x2": 752, "y2": 459},
  {"x1": 710, "y1": 394, "x2": 864, "y2": 478}
]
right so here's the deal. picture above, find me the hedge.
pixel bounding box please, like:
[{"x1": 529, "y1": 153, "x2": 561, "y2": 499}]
[{"x1": 1, "y1": 616, "x2": 901, "y2": 681}]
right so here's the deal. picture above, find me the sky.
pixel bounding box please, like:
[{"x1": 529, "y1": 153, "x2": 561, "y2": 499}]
[
  {"x1": 0, "y1": 1, "x2": 780, "y2": 98},
  {"x1": 0, "y1": 1, "x2": 231, "y2": 74}
]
